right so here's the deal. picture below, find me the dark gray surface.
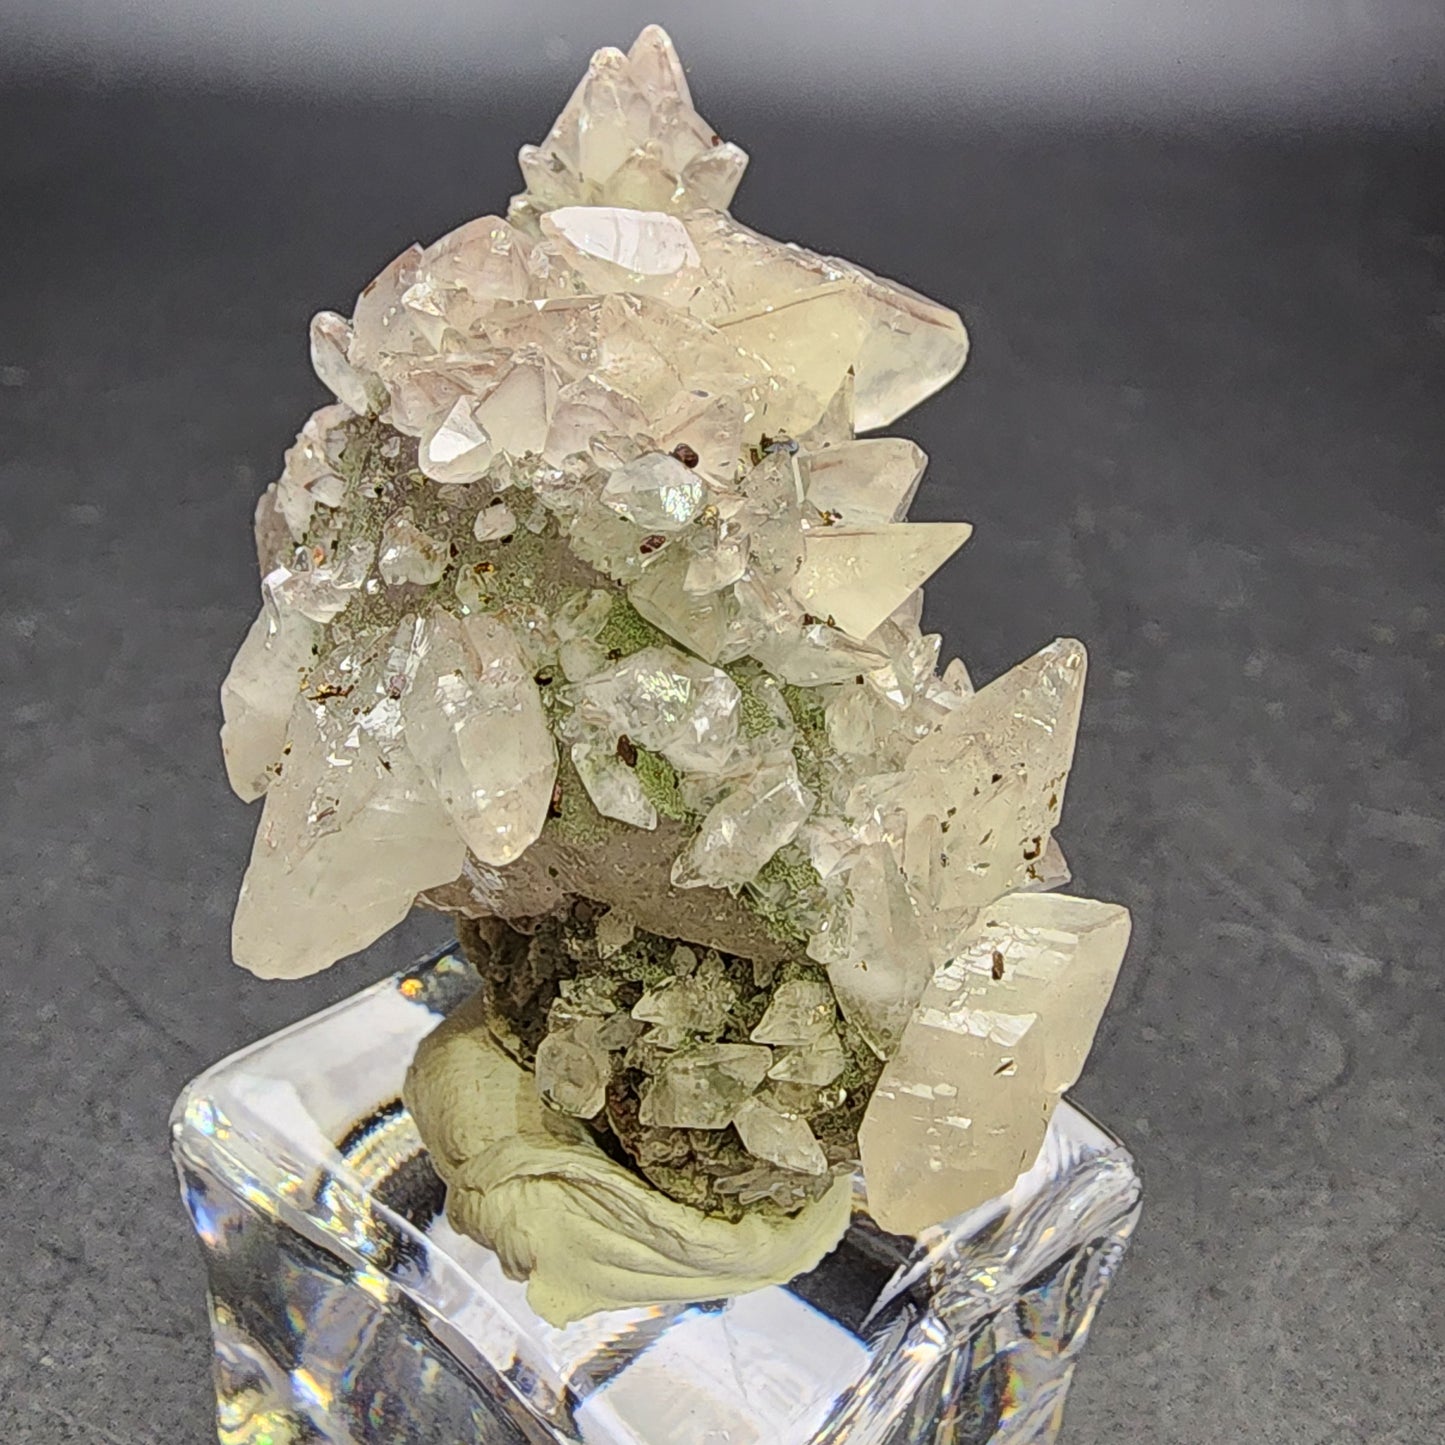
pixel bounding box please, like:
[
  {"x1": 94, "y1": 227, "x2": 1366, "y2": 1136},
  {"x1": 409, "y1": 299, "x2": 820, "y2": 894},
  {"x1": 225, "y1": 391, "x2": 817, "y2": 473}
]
[
  {"x1": 1, "y1": 80, "x2": 1442, "y2": 1443},
  {"x1": 6, "y1": 1, "x2": 1444, "y2": 127}
]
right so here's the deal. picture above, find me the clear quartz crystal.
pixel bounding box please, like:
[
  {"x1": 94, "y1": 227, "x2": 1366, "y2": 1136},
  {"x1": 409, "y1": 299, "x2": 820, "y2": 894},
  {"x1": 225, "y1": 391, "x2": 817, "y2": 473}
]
[
  {"x1": 632, "y1": 956, "x2": 737, "y2": 1046},
  {"x1": 792, "y1": 523, "x2": 974, "y2": 640},
  {"x1": 378, "y1": 509, "x2": 449, "y2": 585},
  {"x1": 751, "y1": 978, "x2": 837, "y2": 1045},
  {"x1": 220, "y1": 604, "x2": 318, "y2": 801},
  {"x1": 420, "y1": 396, "x2": 494, "y2": 483},
  {"x1": 309, "y1": 310, "x2": 375, "y2": 414},
  {"x1": 472, "y1": 498, "x2": 517, "y2": 542},
  {"x1": 534, "y1": 1020, "x2": 613, "y2": 1118},
  {"x1": 601, "y1": 451, "x2": 705, "y2": 529},
  {"x1": 175, "y1": 950, "x2": 1140, "y2": 1445},
  {"x1": 571, "y1": 735, "x2": 659, "y2": 828},
  {"x1": 230, "y1": 698, "x2": 465, "y2": 980},
  {"x1": 803, "y1": 438, "x2": 928, "y2": 525},
  {"x1": 733, "y1": 1096, "x2": 829, "y2": 1176}
]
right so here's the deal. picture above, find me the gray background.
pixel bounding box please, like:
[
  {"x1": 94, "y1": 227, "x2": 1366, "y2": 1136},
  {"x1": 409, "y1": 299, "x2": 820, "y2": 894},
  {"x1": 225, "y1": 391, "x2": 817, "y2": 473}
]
[{"x1": 1, "y1": 3, "x2": 1443, "y2": 1441}]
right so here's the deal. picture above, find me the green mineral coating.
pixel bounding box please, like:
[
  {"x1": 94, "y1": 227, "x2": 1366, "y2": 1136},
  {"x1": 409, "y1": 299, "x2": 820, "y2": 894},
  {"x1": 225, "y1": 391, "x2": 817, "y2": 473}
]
[
  {"x1": 780, "y1": 680, "x2": 838, "y2": 802},
  {"x1": 595, "y1": 593, "x2": 670, "y2": 658},
  {"x1": 738, "y1": 687, "x2": 777, "y2": 739},
  {"x1": 834, "y1": 1016, "x2": 884, "y2": 1102},
  {"x1": 724, "y1": 659, "x2": 783, "y2": 739},
  {"x1": 777, "y1": 957, "x2": 829, "y2": 986},
  {"x1": 781, "y1": 682, "x2": 828, "y2": 743},
  {"x1": 587, "y1": 927, "x2": 680, "y2": 988},
  {"x1": 752, "y1": 846, "x2": 822, "y2": 904},
  {"x1": 741, "y1": 846, "x2": 826, "y2": 948},
  {"x1": 309, "y1": 415, "x2": 603, "y2": 650},
  {"x1": 745, "y1": 896, "x2": 809, "y2": 947},
  {"x1": 545, "y1": 753, "x2": 611, "y2": 847},
  {"x1": 632, "y1": 746, "x2": 693, "y2": 822}
]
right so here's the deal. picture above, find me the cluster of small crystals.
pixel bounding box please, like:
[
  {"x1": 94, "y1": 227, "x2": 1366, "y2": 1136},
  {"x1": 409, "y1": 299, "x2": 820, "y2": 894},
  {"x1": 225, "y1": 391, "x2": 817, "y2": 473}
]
[
  {"x1": 464, "y1": 910, "x2": 882, "y2": 1217},
  {"x1": 221, "y1": 27, "x2": 1130, "y2": 1232}
]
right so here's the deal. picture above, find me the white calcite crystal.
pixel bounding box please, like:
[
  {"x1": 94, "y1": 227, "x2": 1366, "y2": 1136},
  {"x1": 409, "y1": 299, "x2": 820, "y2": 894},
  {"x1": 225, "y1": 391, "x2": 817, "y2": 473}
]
[
  {"x1": 403, "y1": 611, "x2": 556, "y2": 866},
  {"x1": 221, "y1": 25, "x2": 1129, "y2": 1303},
  {"x1": 859, "y1": 892, "x2": 1131, "y2": 1235},
  {"x1": 672, "y1": 758, "x2": 814, "y2": 889}
]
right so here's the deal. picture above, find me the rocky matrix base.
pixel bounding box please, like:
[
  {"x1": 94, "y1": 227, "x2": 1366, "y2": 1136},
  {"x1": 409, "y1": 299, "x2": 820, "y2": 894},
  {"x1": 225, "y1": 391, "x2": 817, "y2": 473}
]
[
  {"x1": 174, "y1": 949, "x2": 1140, "y2": 1445},
  {"x1": 453, "y1": 908, "x2": 884, "y2": 1219}
]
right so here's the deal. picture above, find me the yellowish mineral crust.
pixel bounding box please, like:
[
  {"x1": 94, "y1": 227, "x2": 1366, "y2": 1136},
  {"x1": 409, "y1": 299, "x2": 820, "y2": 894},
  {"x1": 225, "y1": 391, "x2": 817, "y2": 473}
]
[{"x1": 220, "y1": 24, "x2": 1128, "y2": 1290}]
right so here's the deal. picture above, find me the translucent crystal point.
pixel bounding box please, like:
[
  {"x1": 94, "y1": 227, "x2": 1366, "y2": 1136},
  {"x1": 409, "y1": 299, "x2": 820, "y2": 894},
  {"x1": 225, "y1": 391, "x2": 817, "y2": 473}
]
[
  {"x1": 750, "y1": 979, "x2": 837, "y2": 1046},
  {"x1": 472, "y1": 498, "x2": 517, "y2": 542},
  {"x1": 902, "y1": 638, "x2": 1087, "y2": 911},
  {"x1": 792, "y1": 522, "x2": 973, "y2": 640},
  {"x1": 534, "y1": 1021, "x2": 612, "y2": 1119},
  {"x1": 403, "y1": 612, "x2": 556, "y2": 866},
  {"x1": 632, "y1": 957, "x2": 737, "y2": 1046},
  {"x1": 683, "y1": 213, "x2": 969, "y2": 431},
  {"x1": 309, "y1": 310, "x2": 376, "y2": 415},
  {"x1": 804, "y1": 438, "x2": 927, "y2": 524},
  {"x1": 733, "y1": 1097, "x2": 829, "y2": 1175},
  {"x1": 541, "y1": 207, "x2": 705, "y2": 304},
  {"x1": 231, "y1": 685, "x2": 464, "y2": 979},
  {"x1": 515, "y1": 26, "x2": 746, "y2": 218},
  {"x1": 378, "y1": 510, "x2": 449, "y2": 586},
  {"x1": 601, "y1": 451, "x2": 705, "y2": 529},
  {"x1": 416, "y1": 214, "x2": 532, "y2": 320},
  {"x1": 815, "y1": 842, "x2": 935, "y2": 1058},
  {"x1": 571, "y1": 736, "x2": 658, "y2": 829},
  {"x1": 220, "y1": 605, "x2": 318, "y2": 801},
  {"x1": 349, "y1": 244, "x2": 425, "y2": 372},
  {"x1": 419, "y1": 397, "x2": 494, "y2": 484},
  {"x1": 672, "y1": 759, "x2": 815, "y2": 889},
  {"x1": 472, "y1": 350, "x2": 557, "y2": 458},
  {"x1": 628, "y1": 551, "x2": 739, "y2": 661},
  {"x1": 767, "y1": 1034, "x2": 847, "y2": 1086},
  {"x1": 275, "y1": 405, "x2": 350, "y2": 539},
  {"x1": 262, "y1": 539, "x2": 373, "y2": 625},
  {"x1": 859, "y1": 892, "x2": 1130, "y2": 1234}
]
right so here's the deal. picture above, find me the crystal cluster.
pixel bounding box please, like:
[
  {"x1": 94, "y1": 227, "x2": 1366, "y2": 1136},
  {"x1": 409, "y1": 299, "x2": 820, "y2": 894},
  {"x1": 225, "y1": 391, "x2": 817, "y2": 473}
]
[{"x1": 221, "y1": 26, "x2": 1128, "y2": 1247}]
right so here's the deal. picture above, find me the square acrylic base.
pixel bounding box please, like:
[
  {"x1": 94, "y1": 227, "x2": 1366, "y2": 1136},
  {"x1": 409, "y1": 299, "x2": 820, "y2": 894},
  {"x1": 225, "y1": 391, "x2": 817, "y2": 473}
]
[{"x1": 172, "y1": 948, "x2": 1140, "y2": 1444}]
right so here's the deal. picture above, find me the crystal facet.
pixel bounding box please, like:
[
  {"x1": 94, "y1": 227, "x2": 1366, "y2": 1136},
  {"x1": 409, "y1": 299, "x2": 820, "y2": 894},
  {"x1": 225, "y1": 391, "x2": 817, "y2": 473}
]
[
  {"x1": 859, "y1": 892, "x2": 1131, "y2": 1234},
  {"x1": 793, "y1": 522, "x2": 973, "y2": 640},
  {"x1": 403, "y1": 612, "x2": 556, "y2": 866}
]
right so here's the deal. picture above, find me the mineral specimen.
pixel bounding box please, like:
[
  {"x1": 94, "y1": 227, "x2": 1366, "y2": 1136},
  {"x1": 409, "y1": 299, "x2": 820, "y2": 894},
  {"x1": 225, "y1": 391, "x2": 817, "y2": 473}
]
[{"x1": 220, "y1": 25, "x2": 1129, "y2": 1313}]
